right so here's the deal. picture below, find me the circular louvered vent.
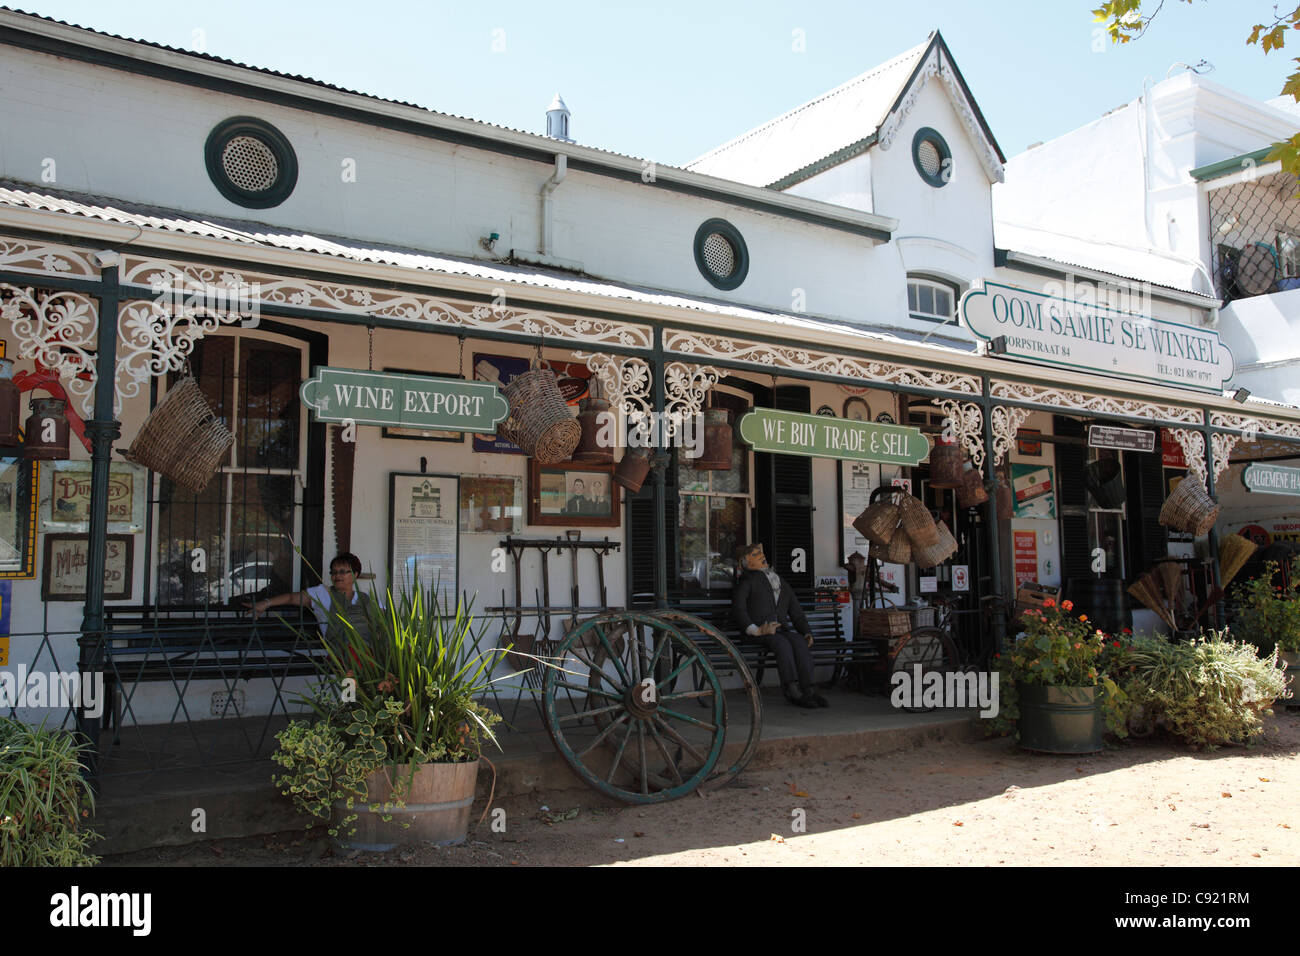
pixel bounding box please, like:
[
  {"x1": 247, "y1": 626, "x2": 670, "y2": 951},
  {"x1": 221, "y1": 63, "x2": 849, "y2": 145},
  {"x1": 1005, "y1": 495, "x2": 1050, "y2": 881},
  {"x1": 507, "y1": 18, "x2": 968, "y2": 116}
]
[
  {"x1": 205, "y1": 117, "x2": 298, "y2": 209},
  {"x1": 911, "y1": 127, "x2": 952, "y2": 188},
  {"x1": 693, "y1": 219, "x2": 748, "y2": 291}
]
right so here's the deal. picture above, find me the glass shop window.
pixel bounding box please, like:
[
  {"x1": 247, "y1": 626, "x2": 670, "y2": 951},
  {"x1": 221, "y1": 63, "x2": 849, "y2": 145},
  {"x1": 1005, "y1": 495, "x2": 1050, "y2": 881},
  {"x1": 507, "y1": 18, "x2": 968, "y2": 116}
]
[{"x1": 676, "y1": 389, "x2": 751, "y2": 591}]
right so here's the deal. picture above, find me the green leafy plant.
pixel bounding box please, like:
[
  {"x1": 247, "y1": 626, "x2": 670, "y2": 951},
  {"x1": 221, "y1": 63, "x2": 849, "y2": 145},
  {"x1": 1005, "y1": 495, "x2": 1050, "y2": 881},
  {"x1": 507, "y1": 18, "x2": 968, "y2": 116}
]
[
  {"x1": 988, "y1": 597, "x2": 1127, "y2": 737},
  {"x1": 1112, "y1": 630, "x2": 1290, "y2": 749},
  {"x1": 1230, "y1": 558, "x2": 1300, "y2": 655},
  {"x1": 0, "y1": 718, "x2": 100, "y2": 866},
  {"x1": 272, "y1": 582, "x2": 510, "y2": 836}
]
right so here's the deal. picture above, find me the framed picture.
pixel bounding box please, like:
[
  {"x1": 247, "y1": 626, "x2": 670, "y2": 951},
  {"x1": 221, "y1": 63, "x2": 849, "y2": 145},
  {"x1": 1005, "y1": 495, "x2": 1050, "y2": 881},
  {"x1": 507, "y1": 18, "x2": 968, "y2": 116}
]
[
  {"x1": 459, "y1": 475, "x2": 523, "y2": 534},
  {"x1": 528, "y1": 460, "x2": 620, "y2": 527},
  {"x1": 388, "y1": 473, "x2": 459, "y2": 605},
  {"x1": 842, "y1": 396, "x2": 871, "y2": 422},
  {"x1": 42, "y1": 533, "x2": 133, "y2": 601},
  {"x1": 0, "y1": 455, "x2": 37, "y2": 578},
  {"x1": 43, "y1": 460, "x2": 147, "y2": 532},
  {"x1": 1017, "y1": 428, "x2": 1043, "y2": 456},
  {"x1": 381, "y1": 368, "x2": 464, "y2": 443}
]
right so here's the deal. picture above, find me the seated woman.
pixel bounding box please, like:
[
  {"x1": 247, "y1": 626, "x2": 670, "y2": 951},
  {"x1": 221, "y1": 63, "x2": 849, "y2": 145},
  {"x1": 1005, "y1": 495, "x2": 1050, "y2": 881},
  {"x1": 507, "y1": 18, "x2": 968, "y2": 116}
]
[{"x1": 246, "y1": 551, "x2": 381, "y2": 652}]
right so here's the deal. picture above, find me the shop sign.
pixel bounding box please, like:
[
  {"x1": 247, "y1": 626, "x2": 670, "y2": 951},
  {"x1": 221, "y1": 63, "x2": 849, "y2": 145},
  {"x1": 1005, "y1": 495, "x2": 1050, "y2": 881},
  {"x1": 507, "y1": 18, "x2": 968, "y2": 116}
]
[
  {"x1": 1242, "y1": 462, "x2": 1300, "y2": 496},
  {"x1": 300, "y1": 367, "x2": 508, "y2": 432},
  {"x1": 960, "y1": 280, "x2": 1234, "y2": 392},
  {"x1": 952, "y1": 565, "x2": 969, "y2": 591},
  {"x1": 736, "y1": 409, "x2": 929, "y2": 466},
  {"x1": 1088, "y1": 425, "x2": 1156, "y2": 453},
  {"x1": 1161, "y1": 429, "x2": 1187, "y2": 468},
  {"x1": 1013, "y1": 531, "x2": 1038, "y2": 588}
]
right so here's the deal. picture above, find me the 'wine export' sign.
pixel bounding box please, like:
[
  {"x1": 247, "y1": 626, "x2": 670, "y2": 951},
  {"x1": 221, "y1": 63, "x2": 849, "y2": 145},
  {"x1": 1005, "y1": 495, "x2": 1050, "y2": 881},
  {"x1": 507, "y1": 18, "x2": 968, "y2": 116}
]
[
  {"x1": 960, "y1": 280, "x2": 1233, "y2": 392},
  {"x1": 300, "y1": 367, "x2": 508, "y2": 432}
]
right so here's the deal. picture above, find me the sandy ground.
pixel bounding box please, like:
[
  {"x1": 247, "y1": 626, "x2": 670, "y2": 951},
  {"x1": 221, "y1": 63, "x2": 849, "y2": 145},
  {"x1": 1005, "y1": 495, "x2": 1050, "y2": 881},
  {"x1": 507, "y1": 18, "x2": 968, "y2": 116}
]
[{"x1": 103, "y1": 710, "x2": 1300, "y2": 867}]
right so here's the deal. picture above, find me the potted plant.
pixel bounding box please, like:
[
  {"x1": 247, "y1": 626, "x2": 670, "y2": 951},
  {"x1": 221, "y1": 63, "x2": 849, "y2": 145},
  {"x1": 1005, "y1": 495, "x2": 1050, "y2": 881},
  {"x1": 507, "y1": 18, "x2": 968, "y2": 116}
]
[
  {"x1": 1231, "y1": 558, "x2": 1300, "y2": 664},
  {"x1": 0, "y1": 718, "x2": 100, "y2": 866},
  {"x1": 996, "y1": 597, "x2": 1124, "y2": 753},
  {"x1": 272, "y1": 583, "x2": 508, "y2": 850}
]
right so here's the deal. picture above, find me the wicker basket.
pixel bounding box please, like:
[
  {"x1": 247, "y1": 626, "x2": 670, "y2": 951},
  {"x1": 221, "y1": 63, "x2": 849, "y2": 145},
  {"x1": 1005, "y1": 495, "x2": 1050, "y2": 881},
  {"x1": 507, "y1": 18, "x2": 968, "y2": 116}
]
[
  {"x1": 121, "y1": 376, "x2": 234, "y2": 495},
  {"x1": 873, "y1": 531, "x2": 913, "y2": 565},
  {"x1": 858, "y1": 608, "x2": 911, "y2": 638},
  {"x1": 497, "y1": 366, "x2": 582, "y2": 464},
  {"x1": 914, "y1": 520, "x2": 959, "y2": 569},
  {"x1": 852, "y1": 495, "x2": 901, "y2": 545},
  {"x1": 956, "y1": 466, "x2": 989, "y2": 508},
  {"x1": 899, "y1": 494, "x2": 940, "y2": 549},
  {"x1": 1159, "y1": 476, "x2": 1220, "y2": 536},
  {"x1": 929, "y1": 442, "x2": 964, "y2": 489}
]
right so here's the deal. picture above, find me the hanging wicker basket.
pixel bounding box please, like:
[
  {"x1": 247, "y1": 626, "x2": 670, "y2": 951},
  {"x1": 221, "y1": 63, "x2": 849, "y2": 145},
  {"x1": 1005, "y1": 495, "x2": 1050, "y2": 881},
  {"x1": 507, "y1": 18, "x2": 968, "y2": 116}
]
[
  {"x1": 898, "y1": 494, "x2": 940, "y2": 549},
  {"x1": 929, "y1": 442, "x2": 964, "y2": 489},
  {"x1": 956, "y1": 465, "x2": 989, "y2": 508},
  {"x1": 122, "y1": 376, "x2": 234, "y2": 495},
  {"x1": 1159, "y1": 476, "x2": 1220, "y2": 536},
  {"x1": 873, "y1": 531, "x2": 913, "y2": 565},
  {"x1": 852, "y1": 494, "x2": 901, "y2": 545},
  {"x1": 914, "y1": 520, "x2": 958, "y2": 569},
  {"x1": 497, "y1": 365, "x2": 582, "y2": 464}
]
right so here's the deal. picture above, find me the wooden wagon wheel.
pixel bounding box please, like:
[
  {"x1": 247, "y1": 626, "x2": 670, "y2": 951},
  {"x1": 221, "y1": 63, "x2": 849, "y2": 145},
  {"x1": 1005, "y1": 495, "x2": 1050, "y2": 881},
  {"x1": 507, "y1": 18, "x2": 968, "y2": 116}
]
[
  {"x1": 889, "y1": 626, "x2": 959, "y2": 712},
  {"x1": 646, "y1": 609, "x2": 763, "y2": 790},
  {"x1": 542, "y1": 610, "x2": 726, "y2": 804}
]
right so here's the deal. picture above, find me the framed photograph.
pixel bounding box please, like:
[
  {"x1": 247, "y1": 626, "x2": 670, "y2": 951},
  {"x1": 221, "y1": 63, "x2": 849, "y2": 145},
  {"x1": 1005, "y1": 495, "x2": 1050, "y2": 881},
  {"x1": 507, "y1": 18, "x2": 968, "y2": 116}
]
[
  {"x1": 0, "y1": 455, "x2": 37, "y2": 578},
  {"x1": 42, "y1": 533, "x2": 133, "y2": 601},
  {"x1": 43, "y1": 460, "x2": 147, "y2": 532},
  {"x1": 528, "y1": 460, "x2": 620, "y2": 527},
  {"x1": 842, "y1": 396, "x2": 871, "y2": 422},
  {"x1": 459, "y1": 475, "x2": 523, "y2": 534},
  {"x1": 381, "y1": 368, "x2": 464, "y2": 443},
  {"x1": 388, "y1": 473, "x2": 459, "y2": 605}
]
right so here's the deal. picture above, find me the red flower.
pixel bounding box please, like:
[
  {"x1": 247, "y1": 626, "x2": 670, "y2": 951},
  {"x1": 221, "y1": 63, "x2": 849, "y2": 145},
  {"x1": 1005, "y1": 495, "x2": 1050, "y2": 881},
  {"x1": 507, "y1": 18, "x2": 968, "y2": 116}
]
[
  {"x1": 1112, "y1": 641, "x2": 1121, "y2": 647},
  {"x1": 1043, "y1": 598, "x2": 1056, "y2": 609},
  {"x1": 1062, "y1": 599, "x2": 1074, "y2": 612},
  {"x1": 1122, "y1": 627, "x2": 1132, "y2": 635},
  {"x1": 1079, "y1": 614, "x2": 1088, "y2": 622}
]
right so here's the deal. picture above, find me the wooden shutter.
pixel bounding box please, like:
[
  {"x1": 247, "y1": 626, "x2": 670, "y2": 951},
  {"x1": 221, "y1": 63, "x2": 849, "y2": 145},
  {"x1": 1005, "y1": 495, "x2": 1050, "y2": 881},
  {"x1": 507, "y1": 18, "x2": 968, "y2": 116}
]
[
  {"x1": 1126, "y1": 447, "x2": 1167, "y2": 575},
  {"x1": 771, "y1": 385, "x2": 813, "y2": 591},
  {"x1": 627, "y1": 456, "x2": 677, "y2": 599}
]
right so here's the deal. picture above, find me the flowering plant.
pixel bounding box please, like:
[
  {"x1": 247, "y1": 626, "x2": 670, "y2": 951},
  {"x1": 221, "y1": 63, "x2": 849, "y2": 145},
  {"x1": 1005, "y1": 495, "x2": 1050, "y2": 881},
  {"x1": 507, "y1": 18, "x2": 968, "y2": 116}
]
[
  {"x1": 1003, "y1": 598, "x2": 1116, "y2": 685},
  {"x1": 1230, "y1": 558, "x2": 1300, "y2": 654}
]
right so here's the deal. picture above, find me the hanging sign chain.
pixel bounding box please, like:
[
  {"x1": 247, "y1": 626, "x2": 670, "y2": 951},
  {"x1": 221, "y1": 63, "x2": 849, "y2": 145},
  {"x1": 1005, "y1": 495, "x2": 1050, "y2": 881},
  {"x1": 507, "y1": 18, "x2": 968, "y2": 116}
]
[
  {"x1": 367, "y1": 325, "x2": 375, "y2": 372},
  {"x1": 458, "y1": 335, "x2": 466, "y2": 378}
]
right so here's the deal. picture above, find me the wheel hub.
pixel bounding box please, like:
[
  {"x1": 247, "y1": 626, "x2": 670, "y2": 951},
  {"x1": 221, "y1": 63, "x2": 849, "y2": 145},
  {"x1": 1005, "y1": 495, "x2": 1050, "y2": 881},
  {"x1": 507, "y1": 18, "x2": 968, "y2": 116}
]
[{"x1": 624, "y1": 678, "x2": 660, "y2": 719}]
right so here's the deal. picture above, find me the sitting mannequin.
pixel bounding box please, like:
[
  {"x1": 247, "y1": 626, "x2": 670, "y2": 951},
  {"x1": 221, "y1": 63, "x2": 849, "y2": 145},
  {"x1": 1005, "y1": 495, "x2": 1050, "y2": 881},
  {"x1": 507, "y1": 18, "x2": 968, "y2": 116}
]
[{"x1": 731, "y1": 542, "x2": 828, "y2": 709}]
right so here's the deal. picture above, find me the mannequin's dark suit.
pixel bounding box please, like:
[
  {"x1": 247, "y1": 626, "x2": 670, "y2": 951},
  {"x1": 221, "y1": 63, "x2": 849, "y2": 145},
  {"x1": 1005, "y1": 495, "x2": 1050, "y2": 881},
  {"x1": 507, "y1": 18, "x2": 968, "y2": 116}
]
[{"x1": 732, "y1": 568, "x2": 815, "y2": 691}]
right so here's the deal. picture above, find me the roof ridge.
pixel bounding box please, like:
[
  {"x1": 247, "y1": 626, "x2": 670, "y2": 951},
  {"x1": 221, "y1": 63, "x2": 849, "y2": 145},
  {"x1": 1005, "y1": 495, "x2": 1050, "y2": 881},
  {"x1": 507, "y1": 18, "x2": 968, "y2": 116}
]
[{"x1": 687, "y1": 36, "x2": 932, "y2": 167}]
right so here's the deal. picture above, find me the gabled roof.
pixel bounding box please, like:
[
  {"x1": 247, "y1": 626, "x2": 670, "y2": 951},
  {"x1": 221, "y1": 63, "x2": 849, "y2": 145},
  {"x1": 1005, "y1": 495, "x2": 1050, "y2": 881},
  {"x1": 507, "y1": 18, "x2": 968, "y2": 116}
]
[{"x1": 686, "y1": 32, "x2": 1005, "y2": 189}]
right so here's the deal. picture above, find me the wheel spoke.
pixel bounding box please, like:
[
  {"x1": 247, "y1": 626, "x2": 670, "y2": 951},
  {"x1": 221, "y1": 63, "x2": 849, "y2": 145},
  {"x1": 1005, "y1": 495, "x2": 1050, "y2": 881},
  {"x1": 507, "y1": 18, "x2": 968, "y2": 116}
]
[
  {"x1": 655, "y1": 704, "x2": 717, "y2": 731},
  {"x1": 606, "y1": 720, "x2": 634, "y2": 784},
  {"x1": 660, "y1": 688, "x2": 717, "y2": 702},
  {"x1": 651, "y1": 714, "x2": 707, "y2": 765},
  {"x1": 645, "y1": 720, "x2": 684, "y2": 786},
  {"x1": 556, "y1": 700, "x2": 625, "y2": 723},
  {"x1": 555, "y1": 679, "x2": 621, "y2": 701},
  {"x1": 592, "y1": 622, "x2": 631, "y2": 687},
  {"x1": 568, "y1": 646, "x2": 623, "y2": 693},
  {"x1": 579, "y1": 713, "x2": 629, "y2": 758},
  {"x1": 636, "y1": 719, "x2": 649, "y2": 796}
]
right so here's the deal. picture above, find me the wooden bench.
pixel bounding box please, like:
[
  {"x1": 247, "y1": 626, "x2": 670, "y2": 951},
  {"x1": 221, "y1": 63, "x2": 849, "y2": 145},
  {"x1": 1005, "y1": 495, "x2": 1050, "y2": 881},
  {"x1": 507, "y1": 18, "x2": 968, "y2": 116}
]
[
  {"x1": 92, "y1": 604, "x2": 330, "y2": 734},
  {"x1": 630, "y1": 589, "x2": 877, "y2": 689}
]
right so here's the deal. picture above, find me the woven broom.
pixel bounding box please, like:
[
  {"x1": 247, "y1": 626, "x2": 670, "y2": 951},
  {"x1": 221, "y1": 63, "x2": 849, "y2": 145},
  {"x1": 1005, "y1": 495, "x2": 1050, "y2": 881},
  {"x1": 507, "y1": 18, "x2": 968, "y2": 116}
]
[{"x1": 1218, "y1": 533, "x2": 1257, "y2": 588}]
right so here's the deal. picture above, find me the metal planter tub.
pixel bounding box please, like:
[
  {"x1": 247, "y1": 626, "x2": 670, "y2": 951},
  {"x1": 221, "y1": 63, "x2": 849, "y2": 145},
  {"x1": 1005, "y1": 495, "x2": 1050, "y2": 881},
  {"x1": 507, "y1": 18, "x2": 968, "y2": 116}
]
[{"x1": 1017, "y1": 684, "x2": 1104, "y2": 754}]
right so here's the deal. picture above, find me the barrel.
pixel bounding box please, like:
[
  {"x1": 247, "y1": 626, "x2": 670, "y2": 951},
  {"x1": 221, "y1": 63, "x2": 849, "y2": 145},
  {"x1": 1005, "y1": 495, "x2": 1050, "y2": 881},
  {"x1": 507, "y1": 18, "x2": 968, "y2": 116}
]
[
  {"x1": 1063, "y1": 577, "x2": 1131, "y2": 635},
  {"x1": 336, "y1": 760, "x2": 479, "y2": 851}
]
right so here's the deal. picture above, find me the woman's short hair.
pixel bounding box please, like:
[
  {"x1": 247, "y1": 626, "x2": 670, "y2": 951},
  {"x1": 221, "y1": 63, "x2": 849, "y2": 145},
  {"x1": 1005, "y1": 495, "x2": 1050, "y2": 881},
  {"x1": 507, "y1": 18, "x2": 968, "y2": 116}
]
[{"x1": 331, "y1": 552, "x2": 362, "y2": 575}]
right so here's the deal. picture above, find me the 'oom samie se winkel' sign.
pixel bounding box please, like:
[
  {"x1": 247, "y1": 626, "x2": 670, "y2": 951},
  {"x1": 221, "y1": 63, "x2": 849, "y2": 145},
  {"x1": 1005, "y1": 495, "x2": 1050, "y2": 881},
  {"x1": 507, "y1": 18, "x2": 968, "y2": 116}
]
[{"x1": 960, "y1": 280, "x2": 1234, "y2": 392}]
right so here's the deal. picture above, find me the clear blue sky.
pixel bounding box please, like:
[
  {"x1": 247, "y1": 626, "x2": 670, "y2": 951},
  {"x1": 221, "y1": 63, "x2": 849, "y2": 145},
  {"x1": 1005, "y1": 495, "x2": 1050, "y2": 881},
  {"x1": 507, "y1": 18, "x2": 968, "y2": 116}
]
[{"x1": 15, "y1": 1, "x2": 1295, "y2": 164}]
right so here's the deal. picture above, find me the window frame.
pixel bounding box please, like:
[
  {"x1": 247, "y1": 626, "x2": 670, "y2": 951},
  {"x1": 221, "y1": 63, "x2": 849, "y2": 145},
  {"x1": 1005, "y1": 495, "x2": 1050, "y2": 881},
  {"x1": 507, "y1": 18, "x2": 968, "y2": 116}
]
[{"x1": 906, "y1": 276, "x2": 959, "y2": 325}]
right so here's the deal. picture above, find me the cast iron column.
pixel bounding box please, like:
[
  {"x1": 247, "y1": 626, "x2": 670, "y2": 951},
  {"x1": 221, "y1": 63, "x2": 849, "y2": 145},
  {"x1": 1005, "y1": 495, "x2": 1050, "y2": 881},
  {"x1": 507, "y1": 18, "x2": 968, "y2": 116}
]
[
  {"x1": 980, "y1": 376, "x2": 1007, "y2": 653},
  {"x1": 1201, "y1": 410, "x2": 1225, "y2": 630},
  {"x1": 651, "y1": 328, "x2": 667, "y2": 608},
  {"x1": 78, "y1": 253, "x2": 122, "y2": 758}
]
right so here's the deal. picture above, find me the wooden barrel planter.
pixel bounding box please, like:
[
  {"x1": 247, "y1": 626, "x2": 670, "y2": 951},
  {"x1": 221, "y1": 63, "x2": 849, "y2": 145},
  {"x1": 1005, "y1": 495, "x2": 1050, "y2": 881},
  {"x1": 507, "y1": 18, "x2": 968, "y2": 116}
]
[
  {"x1": 1063, "y1": 577, "x2": 1131, "y2": 635},
  {"x1": 336, "y1": 760, "x2": 479, "y2": 851},
  {"x1": 1017, "y1": 685, "x2": 1104, "y2": 753}
]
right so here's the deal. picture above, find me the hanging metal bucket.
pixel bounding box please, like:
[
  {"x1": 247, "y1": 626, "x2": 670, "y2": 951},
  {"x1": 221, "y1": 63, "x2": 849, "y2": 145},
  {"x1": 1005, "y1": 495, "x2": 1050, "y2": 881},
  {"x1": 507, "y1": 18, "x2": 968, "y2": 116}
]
[
  {"x1": 929, "y1": 441, "x2": 964, "y2": 488},
  {"x1": 0, "y1": 359, "x2": 21, "y2": 446},
  {"x1": 614, "y1": 447, "x2": 651, "y2": 493},
  {"x1": 24, "y1": 395, "x2": 69, "y2": 460},
  {"x1": 695, "y1": 407, "x2": 732, "y2": 471},
  {"x1": 572, "y1": 397, "x2": 614, "y2": 464}
]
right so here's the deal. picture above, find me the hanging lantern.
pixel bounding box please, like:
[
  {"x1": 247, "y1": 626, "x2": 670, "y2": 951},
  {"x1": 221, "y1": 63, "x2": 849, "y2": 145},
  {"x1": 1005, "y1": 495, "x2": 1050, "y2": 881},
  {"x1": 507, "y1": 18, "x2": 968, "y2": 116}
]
[
  {"x1": 613, "y1": 446, "x2": 651, "y2": 494},
  {"x1": 695, "y1": 406, "x2": 733, "y2": 471},
  {"x1": 24, "y1": 394, "x2": 70, "y2": 460},
  {"x1": 573, "y1": 396, "x2": 613, "y2": 464},
  {"x1": 0, "y1": 358, "x2": 21, "y2": 447}
]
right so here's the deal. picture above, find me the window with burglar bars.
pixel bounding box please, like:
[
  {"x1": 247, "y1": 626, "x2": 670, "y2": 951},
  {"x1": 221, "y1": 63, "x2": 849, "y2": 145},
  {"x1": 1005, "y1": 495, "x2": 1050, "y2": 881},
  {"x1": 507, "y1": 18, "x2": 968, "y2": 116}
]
[
  {"x1": 152, "y1": 332, "x2": 310, "y2": 607},
  {"x1": 1207, "y1": 166, "x2": 1300, "y2": 302}
]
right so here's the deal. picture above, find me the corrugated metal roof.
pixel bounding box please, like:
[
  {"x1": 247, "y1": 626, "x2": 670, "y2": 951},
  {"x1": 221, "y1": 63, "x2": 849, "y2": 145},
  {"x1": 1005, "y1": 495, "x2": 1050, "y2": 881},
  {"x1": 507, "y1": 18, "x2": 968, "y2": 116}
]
[
  {"x1": 0, "y1": 181, "x2": 966, "y2": 351},
  {"x1": 685, "y1": 39, "x2": 930, "y2": 187}
]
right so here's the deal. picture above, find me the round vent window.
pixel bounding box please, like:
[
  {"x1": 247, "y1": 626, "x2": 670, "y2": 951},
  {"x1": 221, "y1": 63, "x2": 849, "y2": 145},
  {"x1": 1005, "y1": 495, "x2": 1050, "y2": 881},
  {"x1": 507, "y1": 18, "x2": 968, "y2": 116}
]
[
  {"x1": 693, "y1": 219, "x2": 749, "y2": 291},
  {"x1": 911, "y1": 127, "x2": 952, "y2": 188},
  {"x1": 205, "y1": 117, "x2": 298, "y2": 209}
]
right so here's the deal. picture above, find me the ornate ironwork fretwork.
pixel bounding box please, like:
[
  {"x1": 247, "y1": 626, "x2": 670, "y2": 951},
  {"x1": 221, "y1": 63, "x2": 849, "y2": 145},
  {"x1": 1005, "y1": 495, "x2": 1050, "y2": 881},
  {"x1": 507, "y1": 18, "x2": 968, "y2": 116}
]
[
  {"x1": 579, "y1": 353, "x2": 653, "y2": 422},
  {"x1": 1169, "y1": 428, "x2": 1208, "y2": 488},
  {"x1": 1, "y1": 283, "x2": 98, "y2": 415},
  {"x1": 664, "y1": 329, "x2": 980, "y2": 395},
  {"x1": 991, "y1": 404, "x2": 1032, "y2": 467},
  {"x1": 664, "y1": 362, "x2": 720, "y2": 431},
  {"x1": 0, "y1": 239, "x2": 99, "y2": 279},
  {"x1": 989, "y1": 381, "x2": 1203, "y2": 425},
  {"x1": 938, "y1": 399, "x2": 984, "y2": 470}
]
